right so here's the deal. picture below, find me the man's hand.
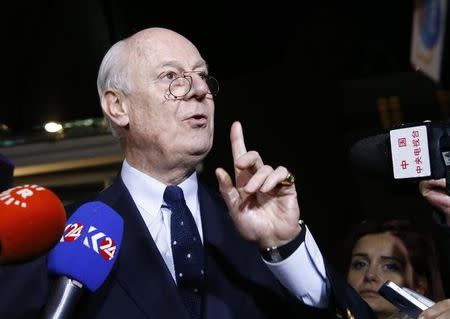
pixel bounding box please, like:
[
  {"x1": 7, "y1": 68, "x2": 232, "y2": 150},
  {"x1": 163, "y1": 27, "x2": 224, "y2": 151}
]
[{"x1": 215, "y1": 121, "x2": 301, "y2": 249}]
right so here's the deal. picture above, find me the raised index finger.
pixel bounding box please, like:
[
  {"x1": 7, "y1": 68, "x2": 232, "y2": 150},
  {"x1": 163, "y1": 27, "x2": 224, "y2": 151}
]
[{"x1": 230, "y1": 121, "x2": 247, "y2": 161}]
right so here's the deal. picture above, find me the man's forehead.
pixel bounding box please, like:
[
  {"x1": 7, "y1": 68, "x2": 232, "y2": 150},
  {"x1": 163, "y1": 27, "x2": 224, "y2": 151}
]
[
  {"x1": 139, "y1": 50, "x2": 207, "y2": 74},
  {"x1": 131, "y1": 38, "x2": 205, "y2": 68}
]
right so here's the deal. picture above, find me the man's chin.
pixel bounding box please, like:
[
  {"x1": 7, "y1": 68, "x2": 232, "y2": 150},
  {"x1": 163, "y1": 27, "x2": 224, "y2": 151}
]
[
  {"x1": 188, "y1": 140, "x2": 213, "y2": 155},
  {"x1": 189, "y1": 148, "x2": 211, "y2": 159}
]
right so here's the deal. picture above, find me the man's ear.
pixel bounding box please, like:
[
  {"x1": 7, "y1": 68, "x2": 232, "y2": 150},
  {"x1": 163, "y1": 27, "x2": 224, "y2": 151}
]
[{"x1": 101, "y1": 90, "x2": 129, "y2": 127}]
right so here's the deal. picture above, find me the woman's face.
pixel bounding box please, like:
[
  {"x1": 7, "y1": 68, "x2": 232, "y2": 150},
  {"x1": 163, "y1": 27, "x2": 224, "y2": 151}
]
[{"x1": 346, "y1": 232, "x2": 425, "y2": 319}]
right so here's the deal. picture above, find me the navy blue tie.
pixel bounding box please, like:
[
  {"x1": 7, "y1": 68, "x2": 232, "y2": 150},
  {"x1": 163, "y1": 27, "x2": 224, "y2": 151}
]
[{"x1": 164, "y1": 185, "x2": 204, "y2": 319}]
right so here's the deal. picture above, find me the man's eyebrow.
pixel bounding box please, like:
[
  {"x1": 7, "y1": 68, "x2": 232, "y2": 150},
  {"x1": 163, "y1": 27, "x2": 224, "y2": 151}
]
[
  {"x1": 159, "y1": 61, "x2": 182, "y2": 69},
  {"x1": 158, "y1": 60, "x2": 209, "y2": 70},
  {"x1": 196, "y1": 60, "x2": 209, "y2": 69}
]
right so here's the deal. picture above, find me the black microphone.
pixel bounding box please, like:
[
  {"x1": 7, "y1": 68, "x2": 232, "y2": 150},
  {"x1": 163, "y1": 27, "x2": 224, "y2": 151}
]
[
  {"x1": 349, "y1": 121, "x2": 450, "y2": 182},
  {"x1": 349, "y1": 132, "x2": 391, "y2": 178},
  {"x1": 0, "y1": 154, "x2": 14, "y2": 192},
  {"x1": 42, "y1": 201, "x2": 124, "y2": 319}
]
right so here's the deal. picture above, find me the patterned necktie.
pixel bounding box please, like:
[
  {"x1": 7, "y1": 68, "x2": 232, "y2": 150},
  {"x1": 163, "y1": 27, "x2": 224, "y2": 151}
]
[{"x1": 164, "y1": 185, "x2": 204, "y2": 319}]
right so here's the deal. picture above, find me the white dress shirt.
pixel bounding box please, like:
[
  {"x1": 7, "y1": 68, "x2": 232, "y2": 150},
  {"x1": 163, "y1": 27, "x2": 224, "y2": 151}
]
[{"x1": 121, "y1": 160, "x2": 330, "y2": 308}]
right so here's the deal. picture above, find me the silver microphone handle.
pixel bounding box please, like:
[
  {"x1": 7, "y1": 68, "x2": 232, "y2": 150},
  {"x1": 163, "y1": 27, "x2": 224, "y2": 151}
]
[{"x1": 41, "y1": 276, "x2": 84, "y2": 319}]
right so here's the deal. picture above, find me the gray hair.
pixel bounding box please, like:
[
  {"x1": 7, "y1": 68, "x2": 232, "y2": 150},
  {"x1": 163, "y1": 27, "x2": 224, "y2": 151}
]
[{"x1": 96, "y1": 39, "x2": 134, "y2": 139}]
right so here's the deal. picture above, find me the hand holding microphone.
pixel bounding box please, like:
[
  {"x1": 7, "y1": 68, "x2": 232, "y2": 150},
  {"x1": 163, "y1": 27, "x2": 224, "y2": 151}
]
[{"x1": 0, "y1": 184, "x2": 67, "y2": 264}]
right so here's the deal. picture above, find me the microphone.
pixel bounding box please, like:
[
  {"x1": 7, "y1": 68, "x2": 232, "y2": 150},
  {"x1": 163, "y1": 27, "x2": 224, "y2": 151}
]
[
  {"x1": 0, "y1": 184, "x2": 67, "y2": 264},
  {"x1": 0, "y1": 154, "x2": 14, "y2": 192},
  {"x1": 349, "y1": 132, "x2": 391, "y2": 178},
  {"x1": 43, "y1": 201, "x2": 124, "y2": 319},
  {"x1": 350, "y1": 121, "x2": 450, "y2": 182}
]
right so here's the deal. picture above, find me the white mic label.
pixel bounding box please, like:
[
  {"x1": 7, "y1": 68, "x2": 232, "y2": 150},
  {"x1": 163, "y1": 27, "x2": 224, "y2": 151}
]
[{"x1": 390, "y1": 125, "x2": 431, "y2": 179}]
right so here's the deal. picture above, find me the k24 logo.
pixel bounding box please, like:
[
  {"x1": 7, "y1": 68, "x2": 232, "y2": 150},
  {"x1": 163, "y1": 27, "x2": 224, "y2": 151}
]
[{"x1": 60, "y1": 223, "x2": 117, "y2": 261}]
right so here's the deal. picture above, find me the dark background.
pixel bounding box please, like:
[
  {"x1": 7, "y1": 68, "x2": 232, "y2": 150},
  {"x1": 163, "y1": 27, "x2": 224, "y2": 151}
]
[{"x1": 2, "y1": 1, "x2": 449, "y2": 263}]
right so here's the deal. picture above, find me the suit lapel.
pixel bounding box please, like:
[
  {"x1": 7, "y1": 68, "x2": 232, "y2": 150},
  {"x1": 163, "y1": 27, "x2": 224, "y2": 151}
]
[{"x1": 98, "y1": 178, "x2": 190, "y2": 319}]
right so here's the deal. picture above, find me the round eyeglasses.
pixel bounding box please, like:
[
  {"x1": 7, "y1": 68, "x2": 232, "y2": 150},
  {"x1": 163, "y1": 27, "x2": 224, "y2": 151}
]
[{"x1": 168, "y1": 73, "x2": 219, "y2": 98}]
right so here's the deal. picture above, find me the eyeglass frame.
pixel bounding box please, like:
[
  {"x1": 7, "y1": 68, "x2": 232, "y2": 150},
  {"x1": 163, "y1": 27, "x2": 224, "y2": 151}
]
[{"x1": 168, "y1": 71, "x2": 219, "y2": 99}]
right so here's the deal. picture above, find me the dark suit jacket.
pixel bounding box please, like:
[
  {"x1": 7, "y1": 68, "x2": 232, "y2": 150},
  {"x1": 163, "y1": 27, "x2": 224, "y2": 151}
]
[{"x1": 0, "y1": 176, "x2": 375, "y2": 319}]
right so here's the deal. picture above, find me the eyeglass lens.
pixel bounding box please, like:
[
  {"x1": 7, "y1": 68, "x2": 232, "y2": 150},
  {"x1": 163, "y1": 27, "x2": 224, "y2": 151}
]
[{"x1": 169, "y1": 75, "x2": 219, "y2": 98}]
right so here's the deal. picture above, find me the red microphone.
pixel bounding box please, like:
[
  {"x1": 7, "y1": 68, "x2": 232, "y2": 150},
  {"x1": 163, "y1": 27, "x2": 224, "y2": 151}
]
[{"x1": 0, "y1": 184, "x2": 67, "y2": 264}]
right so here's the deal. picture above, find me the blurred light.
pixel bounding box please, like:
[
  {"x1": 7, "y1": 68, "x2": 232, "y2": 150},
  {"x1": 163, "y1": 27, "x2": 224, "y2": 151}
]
[
  {"x1": 83, "y1": 118, "x2": 94, "y2": 126},
  {"x1": 0, "y1": 123, "x2": 9, "y2": 133},
  {"x1": 44, "y1": 121, "x2": 63, "y2": 133}
]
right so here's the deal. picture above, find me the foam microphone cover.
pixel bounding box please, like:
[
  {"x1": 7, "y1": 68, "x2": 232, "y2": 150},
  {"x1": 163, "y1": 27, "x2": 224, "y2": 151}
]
[
  {"x1": 0, "y1": 154, "x2": 15, "y2": 192},
  {"x1": 47, "y1": 201, "x2": 124, "y2": 291},
  {"x1": 0, "y1": 185, "x2": 66, "y2": 264},
  {"x1": 349, "y1": 133, "x2": 392, "y2": 178},
  {"x1": 349, "y1": 122, "x2": 450, "y2": 180}
]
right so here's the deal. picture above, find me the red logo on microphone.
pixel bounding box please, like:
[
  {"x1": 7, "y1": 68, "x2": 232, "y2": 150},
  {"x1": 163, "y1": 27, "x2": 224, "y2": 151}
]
[
  {"x1": 62, "y1": 223, "x2": 84, "y2": 242},
  {"x1": 83, "y1": 226, "x2": 117, "y2": 261},
  {"x1": 99, "y1": 237, "x2": 117, "y2": 261}
]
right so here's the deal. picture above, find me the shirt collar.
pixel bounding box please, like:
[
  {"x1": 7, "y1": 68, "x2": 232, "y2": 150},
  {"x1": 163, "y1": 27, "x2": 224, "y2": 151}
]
[{"x1": 120, "y1": 159, "x2": 199, "y2": 219}]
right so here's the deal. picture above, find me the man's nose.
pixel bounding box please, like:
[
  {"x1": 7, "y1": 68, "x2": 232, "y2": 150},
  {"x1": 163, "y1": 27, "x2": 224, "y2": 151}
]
[{"x1": 183, "y1": 74, "x2": 209, "y2": 100}]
